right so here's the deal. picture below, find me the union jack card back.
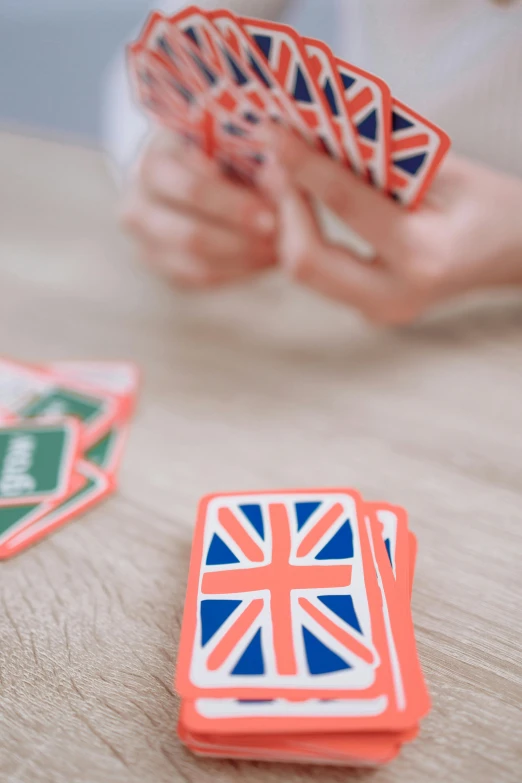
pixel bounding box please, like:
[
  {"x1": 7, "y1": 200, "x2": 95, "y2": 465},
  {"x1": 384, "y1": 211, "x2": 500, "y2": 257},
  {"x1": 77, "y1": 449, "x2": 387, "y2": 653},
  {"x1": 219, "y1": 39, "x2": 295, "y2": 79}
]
[{"x1": 176, "y1": 489, "x2": 408, "y2": 724}]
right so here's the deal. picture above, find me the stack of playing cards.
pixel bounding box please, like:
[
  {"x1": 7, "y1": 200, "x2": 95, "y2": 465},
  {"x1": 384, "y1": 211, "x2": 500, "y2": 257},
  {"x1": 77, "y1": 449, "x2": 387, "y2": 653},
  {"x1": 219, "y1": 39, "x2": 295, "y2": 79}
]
[
  {"x1": 175, "y1": 490, "x2": 429, "y2": 766},
  {"x1": 0, "y1": 358, "x2": 139, "y2": 559},
  {"x1": 128, "y1": 6, "x2": 451, "y2": 208}
]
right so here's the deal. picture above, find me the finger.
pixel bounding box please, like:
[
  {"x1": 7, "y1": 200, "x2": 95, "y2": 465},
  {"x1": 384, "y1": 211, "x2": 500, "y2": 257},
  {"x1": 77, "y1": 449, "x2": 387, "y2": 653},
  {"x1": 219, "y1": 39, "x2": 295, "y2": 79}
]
[
  {"x1": 141, "y1": 137, "x2": 276, "y2": 238},
  {"x1": 266, "y1": 126, "x2": 409, "y2": 259},
  {"x1": 122, "y1": 198, "x2": 276, "y2": 269},
  {"x1": 146, "y1": 130, "x2": 222, "y2": 182},
  {"x1": 275, "y1": 176, "x2": 398, "y2": 318},
  {"x1": 142, "y1": 247, "x2": 273, "y2": 290}
]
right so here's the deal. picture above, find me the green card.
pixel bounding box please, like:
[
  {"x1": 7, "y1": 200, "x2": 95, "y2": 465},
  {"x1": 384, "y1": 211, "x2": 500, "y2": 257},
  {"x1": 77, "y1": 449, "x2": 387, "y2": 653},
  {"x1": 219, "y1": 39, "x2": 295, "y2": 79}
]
[
  {"x1": 84, "y1": 426, "x2": 128, "y2": 476},
  {"x1": 0, "y1": 422, "x2": 78, "y2": 505},
  {"x1": 20, "y1": 388, "x2": 106, "y2": 425},
  {"x1": 53, "y1": 472, "x2": 100, "y2": 514},
  {"x1": 0, "y1": 461, "x2": 112, "y2": 558},
  {"x1": 0, "y1": 503, "x2": 42, "y2": 542},
  {"x1": 84, "y1": 429, "x2": 117, "y2": 469}
]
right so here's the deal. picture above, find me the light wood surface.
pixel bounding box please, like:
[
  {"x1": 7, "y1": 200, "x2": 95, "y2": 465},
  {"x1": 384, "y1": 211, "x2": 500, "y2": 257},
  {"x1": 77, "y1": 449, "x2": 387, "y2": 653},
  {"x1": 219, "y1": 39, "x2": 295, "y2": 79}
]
[{"x1": 0, "y1": 131, "x2": 521, "y2": 783}]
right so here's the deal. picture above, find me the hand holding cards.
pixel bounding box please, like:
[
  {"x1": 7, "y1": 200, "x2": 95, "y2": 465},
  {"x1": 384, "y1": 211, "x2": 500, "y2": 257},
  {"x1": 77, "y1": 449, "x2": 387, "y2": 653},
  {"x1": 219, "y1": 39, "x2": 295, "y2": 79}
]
[
  {"x1": 128, "y1": 5, "x2": 450, "y2": 209},
  {"x1": 0, "y1": 359, "x2": 139, "y2": 558},
  {"x1": 175, "y1": 490, "x2": 430, "y2": 766}
]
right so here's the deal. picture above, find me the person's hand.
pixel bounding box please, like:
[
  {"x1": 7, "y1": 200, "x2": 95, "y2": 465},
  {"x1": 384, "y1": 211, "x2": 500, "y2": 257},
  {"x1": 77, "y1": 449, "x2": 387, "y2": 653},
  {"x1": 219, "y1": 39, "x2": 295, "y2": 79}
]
[
  {"x1": 121, "y1": 129, "x2": 277, "y2": 288},
  {"x1": 263, "y1": 126, "x2": 522, "y2": 324}
]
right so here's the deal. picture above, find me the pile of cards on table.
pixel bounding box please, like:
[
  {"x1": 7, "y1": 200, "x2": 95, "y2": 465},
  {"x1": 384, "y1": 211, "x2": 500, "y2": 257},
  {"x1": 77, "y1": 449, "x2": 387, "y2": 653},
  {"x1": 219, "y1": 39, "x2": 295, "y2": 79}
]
[
  {"x1": 128, "y1": 5, "x2": 451, "y2": 209},
  {"x1": 0, "y1": 358, "x2": 139, "y2": 559},
  {"x1": 175, "y1": 490, "x2": 430, "y2": 766}
]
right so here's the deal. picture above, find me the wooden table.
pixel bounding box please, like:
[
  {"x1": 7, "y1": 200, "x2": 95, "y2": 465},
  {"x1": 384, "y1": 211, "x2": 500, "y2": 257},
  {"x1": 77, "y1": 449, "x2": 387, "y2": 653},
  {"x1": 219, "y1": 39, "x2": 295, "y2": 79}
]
[{"x1": 0, "y1": 131, "x2": 521, "y2": 783}]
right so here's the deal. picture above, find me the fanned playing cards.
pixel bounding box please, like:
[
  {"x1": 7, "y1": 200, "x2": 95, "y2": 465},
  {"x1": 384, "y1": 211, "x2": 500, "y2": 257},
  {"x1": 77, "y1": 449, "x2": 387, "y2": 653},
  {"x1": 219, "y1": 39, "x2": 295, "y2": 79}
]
[
  {"x1": 128, "y1": 5, "x2": 450, "y2": 208},
  {"x1": 0, "y1": 359, "x2": 139, "y2": 558},
  {"x1": 175, "y1": 490, "x2": 430, "y2": 766}
]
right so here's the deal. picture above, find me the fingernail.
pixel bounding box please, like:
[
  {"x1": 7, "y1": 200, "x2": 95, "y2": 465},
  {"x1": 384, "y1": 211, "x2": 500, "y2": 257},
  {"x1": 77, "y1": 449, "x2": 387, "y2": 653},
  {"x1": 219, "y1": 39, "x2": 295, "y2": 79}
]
[{"x1": 254, "y1": 209, "x2": 276, "y2": 235}]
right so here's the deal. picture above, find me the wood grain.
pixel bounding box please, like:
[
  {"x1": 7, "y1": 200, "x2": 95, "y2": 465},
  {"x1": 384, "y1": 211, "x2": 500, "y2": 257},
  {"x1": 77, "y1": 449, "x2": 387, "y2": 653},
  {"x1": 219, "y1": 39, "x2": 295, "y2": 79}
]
[{"x1": 0, "y1": 131, "x2": 521, "y2": 783}]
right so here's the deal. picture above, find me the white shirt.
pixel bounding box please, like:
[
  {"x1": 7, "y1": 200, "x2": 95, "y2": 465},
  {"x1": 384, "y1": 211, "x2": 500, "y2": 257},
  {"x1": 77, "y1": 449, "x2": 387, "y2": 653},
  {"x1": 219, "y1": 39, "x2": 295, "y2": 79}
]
[{"x1": 103, "y1": 0, "x2": 522, "y2": 179}]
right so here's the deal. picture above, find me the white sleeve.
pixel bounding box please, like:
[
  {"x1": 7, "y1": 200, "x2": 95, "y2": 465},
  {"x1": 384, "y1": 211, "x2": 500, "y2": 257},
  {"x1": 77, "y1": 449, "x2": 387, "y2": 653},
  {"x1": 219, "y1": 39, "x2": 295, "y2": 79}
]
[{"x1": 101, "y1": 0, "x2": 289, "y2": 183}]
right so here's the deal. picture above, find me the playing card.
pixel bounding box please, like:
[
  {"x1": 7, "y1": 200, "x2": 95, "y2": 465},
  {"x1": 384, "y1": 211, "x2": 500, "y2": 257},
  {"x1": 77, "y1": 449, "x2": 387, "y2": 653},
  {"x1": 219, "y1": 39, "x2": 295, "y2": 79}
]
[
  {"x1": 180, "y1": 500, "x2": 415, "y2": 737},
  {"x1": 49, "y1": 362, "x2": 135, "y2": 481},
  {"x1": 0, "y1": 358, "x2": 121, "y2": 449},
  {"x1": 240, "y1": 18, "x2": 343, "y2": 161},
  {"x1": 0, "y1": 461, "x2": 114, "y2": 559},
  {"x1": 176, "y1": 490, "x2": 423, "y2": 734},
  {"x1": 0, "y1": 358, "x2": 137, "y2": 556},
  {"x1": 179, "y1": 514, "x2": 426, "y2": 736},
  {"x1": 0, "y1": 420, "x2": 80, "y2": 508},
  {"x1": 130, "y1": 9, "x2": 450, "y2": 211},
  {"x1": 180, "y1": 716, "x2": 409, "y2": 763},
  {"x1": 172, "y1": 7, "x2": 277, "y2": 123},
  {"x1": 181, "y1": 709, "x2": 414, "y2": 762},
  {"x1": 209, "y1": 9, "x2": 306, "y2": 133},
  {"x1": 369, "y1": 502, "x2": 411, "y2": 607},
  {"x1": 181, "y1": 720, "x2": 401, "y2": 765},
  {"x1": 179, "y1": 718, "x2": 402, "y2": 765},
  {"x1": 172, "y1": 6, "x2": 271, "y2": 176},
  {"x1": 390, "y1": 99, "x2": 451, "y2": 208},
  {"x1": 130, "y1": 9, "x2": 449, "y2": 211},
  {"x1": 43, "y1": 361, "x2": 139, "y2": 422},
  {"x1": 128, "y1": 44, "x2": 213, "y2": 153},
  {"x1": 43, "y1": 361, "x2": 140, "y2": 400},
  {"x1": 335, "y1": 58, "x2": 391, "y2": 190},
  {"x1": 303, "y1": 38, "x2": 365, "y2": 174},
  {"x1": 132, "y1": 12, "x2": 266, "y2": 179},
  {"x1": 131, "y1": 10, "x2": 209, "y2": 95},
  {"x1": 176, "y1": 489, "x2": 428, "y2": 766},
  {"x1": 84, "y1": 423, "x2": 130, "y2": 481},
  {"x1": 0, "y1": 500, "x2": 48, "y2": 549},
  {"x1": 367, "y1": 512, "x2": 430, "y2": 723}
]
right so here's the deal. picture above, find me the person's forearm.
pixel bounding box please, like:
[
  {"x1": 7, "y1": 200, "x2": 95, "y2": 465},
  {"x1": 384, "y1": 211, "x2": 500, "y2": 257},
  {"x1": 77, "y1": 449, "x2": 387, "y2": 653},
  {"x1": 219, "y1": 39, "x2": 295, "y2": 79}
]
[{"x1": 101, "y1": 0, "x2": 289, "y2": 182}]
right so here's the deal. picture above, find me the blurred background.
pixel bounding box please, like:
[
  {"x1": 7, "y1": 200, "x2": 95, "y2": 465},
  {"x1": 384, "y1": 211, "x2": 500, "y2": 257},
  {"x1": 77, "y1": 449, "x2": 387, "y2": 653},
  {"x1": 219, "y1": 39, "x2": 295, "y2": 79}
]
[{"x1": 0, "y1": 0, "x2": 336, "y2": 143}]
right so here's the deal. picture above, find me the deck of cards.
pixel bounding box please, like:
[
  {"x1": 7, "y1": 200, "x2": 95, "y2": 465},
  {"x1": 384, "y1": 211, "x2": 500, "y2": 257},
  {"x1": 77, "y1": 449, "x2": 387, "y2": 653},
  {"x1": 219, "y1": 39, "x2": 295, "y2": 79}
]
[
  {"x1": 0, "y1": 358, "x2": 139, "y2": 559},
  {"x1": 175, "y1": 490, "x2": 430, "y2": 766},
  {"x1": 128, "y1": 6, "x2": 450, "y2": 209}
]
